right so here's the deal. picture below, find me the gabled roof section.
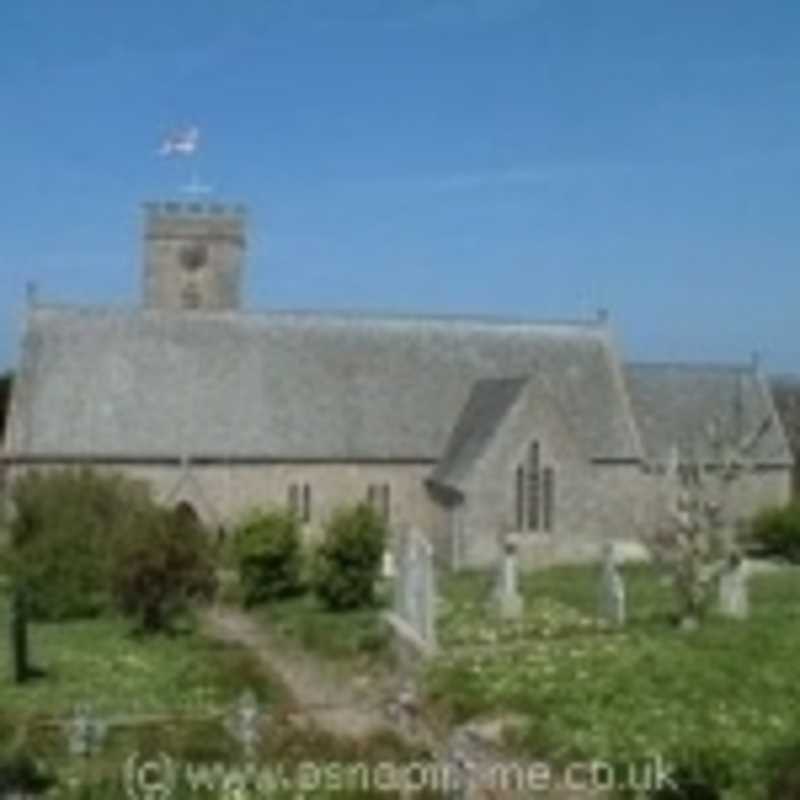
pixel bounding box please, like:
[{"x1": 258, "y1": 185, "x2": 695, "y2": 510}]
[
  {"x1": 429, "y1": 378, "x2": 527, "y2": 490},
  {"x1": 770, "y1": 375, "x2": 800, "y2": 458},
  {"x1": 625, "y1": 363, "x2": 792, "y2": 465},
  {"x1": 8, "y1": 306, "x2": 642, "y2": 461}
]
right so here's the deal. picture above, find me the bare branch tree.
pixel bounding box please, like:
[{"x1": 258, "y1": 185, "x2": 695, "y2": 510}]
[{"x1": 643, "y1": 415, "x2": 772, "y2": 630}]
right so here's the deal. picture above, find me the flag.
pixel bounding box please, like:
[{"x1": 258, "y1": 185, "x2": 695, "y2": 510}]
[{"x1": 158, "y1": 126, "x2": 199, "y2": 156}]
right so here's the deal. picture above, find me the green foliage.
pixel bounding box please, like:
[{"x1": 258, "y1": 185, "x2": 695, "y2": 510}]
[
  {"x1": 312, "y1": 503, "x2": 387, "y2": 611},
  {"x1": 111, "y1": 505, "x2": 217, "y2": 633},
  {"x1": 0, "y1": 588, "x2": 283, "y2": 717},
  {"x1": 0, "y1": 370, "x2": 11, "y2": 440},
  {"x1": 0, "y1": 749, "x2": 55, "y2": 796},
  {"x1": 233, "y1": 509, "x2": 304, "y2": 607},
  {"x1": 750, "y1": 503, "x2": 800, "y2": 562},
  {"x1": 7, "y1": 469, "x2": 152, "y2": 620},
  {"x1": 259, "y1": 595, "x2": 389, "y2": 665}
]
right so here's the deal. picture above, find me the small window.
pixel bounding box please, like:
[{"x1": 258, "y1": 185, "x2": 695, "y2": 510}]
[
  {"x1": 515, "y1": 465, "x2": 525, "y2": 530},
  {"x1": 302, "y1": 483, "x2": 312, "y2": 523},
  {"x1": 367, "y1": 483, "x2": 391, "y2": 523},
  {"x1": 180, "y1": 282, "x2": 202, "y2": 310},
  {"x1": 542, "y1": 467, "x2": 555, "y2": 532},
  {"x1": 287, "y1": 483, "x2": 300, "y2": 517},
  {"x1": 381, "y1": 483, "x2": 391, "y2": 524},
  {"x1": 527, "y1": 441, "x2": 540, "y2": 531}
]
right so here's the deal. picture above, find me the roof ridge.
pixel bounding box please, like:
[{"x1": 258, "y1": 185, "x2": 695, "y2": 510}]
[
  {"x1": 31, "y1": 303, "x2": 606, "y2": 331},
  {"x1": 626, "y1": 360, "x2": 754, "y2": 373}
]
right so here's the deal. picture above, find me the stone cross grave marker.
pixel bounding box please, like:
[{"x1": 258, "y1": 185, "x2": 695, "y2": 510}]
[
  {"x1": 599, "y1": 543, "x2": 626, "y2": 626},
  {"x1": 493, "y1": 532, "x2": 523, "y2": 621},
  {"x1": 67, "y1": 704, "x2": 108, "y2": 758},
  {"x1": 224, "y1": 688, "x2": 265, "y2": 759}
]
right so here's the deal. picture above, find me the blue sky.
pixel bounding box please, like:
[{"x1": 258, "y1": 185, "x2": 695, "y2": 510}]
[{"x1": 2, "y1": 0, "x2": 799, "y2": 371}]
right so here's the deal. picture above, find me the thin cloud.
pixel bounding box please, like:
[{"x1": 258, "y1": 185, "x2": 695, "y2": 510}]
[
  {"x1": 402, "y1": 147, "x2": 800, "y2": 194},
  {"x1": 273, "y1": 0, "x2": 543, "y2": 30}
]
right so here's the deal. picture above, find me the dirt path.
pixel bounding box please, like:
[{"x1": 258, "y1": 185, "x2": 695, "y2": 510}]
[
  {"x1": 203, "y1": 605, "x2": 601, "y2": 800},
  {"x1": 203, "y1": 605, "x2": 397, "y2": 740}
]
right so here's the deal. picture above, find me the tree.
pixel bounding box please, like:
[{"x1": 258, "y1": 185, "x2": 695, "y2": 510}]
[
  {"x1": 644, "y1": 417, "x2": 772, "y2": 629},
  {"x1": 6, "y1": 468, "x2": 150, "y2": 620},
  {"x1": 233, "y1": 509, "x2": 304, "y2": 607},
  {"x1": 312, "y1": 503, "x2": 387, "y2": 611},
  {"x1": 5, "y1": 468, "x2": 216, "y2": 634},
  {"x1": 111, "y1": 505, "x2": 217, "y2": 633},
  {"x1": 0, "y1": 371, "x2": 11, "y2": 440}
]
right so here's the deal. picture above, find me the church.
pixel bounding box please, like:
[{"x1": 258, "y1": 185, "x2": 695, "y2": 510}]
[{"x1": 2, "y1": 201, "x2": 793, "y2": 568}]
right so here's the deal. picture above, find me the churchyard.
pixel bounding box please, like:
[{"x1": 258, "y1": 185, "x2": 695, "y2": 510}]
[{"x1": 3, "y1": 467, "x2": 800, "y2": 799}]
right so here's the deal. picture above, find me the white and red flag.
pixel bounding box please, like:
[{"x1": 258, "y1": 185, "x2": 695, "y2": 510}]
[{"x1": 158, "y1": 126, "x2": 199, "y2": 156}]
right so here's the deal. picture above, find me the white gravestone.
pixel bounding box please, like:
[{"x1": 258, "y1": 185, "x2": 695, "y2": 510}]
[
  {"x1": 599, "y1": 543, "x2": 626, "y2": 626},
  {"x1": 493, "y1": 533, "x2": 523, "y2": 620},
  {"x1": 718, "y1": 553, "x2": 749, "y2": 620},
  {"x1": 391, "y1": 527, "x2": 437, "y2": 654}
]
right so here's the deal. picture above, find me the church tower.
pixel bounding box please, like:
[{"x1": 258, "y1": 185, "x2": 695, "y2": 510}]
[{"x1": 142, "y1": 201, "x2": 246, "y2": 311}]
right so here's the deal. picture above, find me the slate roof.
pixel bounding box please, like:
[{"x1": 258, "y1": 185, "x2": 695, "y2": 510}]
[
  {"x1": 7, "y1": 306, "x2": 642, "y2": 461},
  {"x1": 770, "y1": 375, "x2": 800, "y2": 458},
  {"x1": 429, "y1": 378, "x2": 528, "y2": 489},
  {"x1": 624, "y1": 363, "x2": 792, "y2": 465}
]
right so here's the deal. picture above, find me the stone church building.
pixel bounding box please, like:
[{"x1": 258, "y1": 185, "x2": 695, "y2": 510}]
[{"x1": 2, "y1": 201, "x2": 793, "y2": 568}]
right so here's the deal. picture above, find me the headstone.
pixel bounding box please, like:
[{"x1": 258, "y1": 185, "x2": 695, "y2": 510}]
[
  {"x1": 381, "y1": 548, "x2": 396, "y2": 579},
  {"x1": 224, "y1": 689, "x2": 265, "y2": 759},
  {"x1": 392, "y1": 527, "x2": 437, "y2": 652},
  {"x1": 718, "y1": 553, "x2": 749, "y2": 620},
  {"x1": 599, "y1": 543, "x2": 626, "y2": 626},
  {"x1": 67, "y1": 704, "x2": 108, "y2": 757},
  {"x1": 493, "y1": 533, "x2": 523, "y2": 620}
]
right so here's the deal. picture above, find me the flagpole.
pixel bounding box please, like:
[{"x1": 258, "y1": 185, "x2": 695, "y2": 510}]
[{"x1": 158, "y1": 125, "x2": 212, "y2": 195}]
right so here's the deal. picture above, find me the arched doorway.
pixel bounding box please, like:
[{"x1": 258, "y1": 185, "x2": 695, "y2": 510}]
[{"x1": 173, "y1": 500, "x2": 202, "y2": 533}]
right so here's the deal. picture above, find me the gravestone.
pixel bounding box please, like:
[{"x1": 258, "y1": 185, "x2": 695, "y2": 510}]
[
  {"x1": 492, "y1": 533, "x2": 523, "y2": 620},
  {"x1": 67, "y1": 704, "x2": 108, "y2": 757},
  {"x1": 389, "y1": 527, "x2": 437, "y2": 656},
  {"x1": 718, "y1": 553, "x2": 749, "y2": 620},
  {"x1": 381, "y1": 548, "x2": 396, "y2": 579},
  {"x1": 599, "y1": 543, "x2": 626, "y2": 626},
  {"x1": 224, "y1": 689, "x2": 265, "y2": 759}
]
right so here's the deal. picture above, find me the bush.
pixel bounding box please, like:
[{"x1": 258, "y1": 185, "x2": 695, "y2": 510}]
[
  {"x1": 750, "y1": 503, "x2": 800, "y2": 562},
  {"x1": 0, "y1": 750, "x2": 55, "y2": 796},
  {"x1": 7, "y1": 469, "x2": 153, "y2": 620},
  {"x1": 233, "y1": 509, "x2": 304, "y2": 607},
  {"x1": 111, "y1": 505, "x2": 218, "y2": 633},
  {"x1": 312, "y1": 503, "x2": 387, "y2": 611}
]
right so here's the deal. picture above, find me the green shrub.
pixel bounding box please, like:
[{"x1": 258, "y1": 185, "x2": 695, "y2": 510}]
[
  {"x1": 111, "y1": 505, "x2": 217, "y2": 633},
  {"x1": 312, "y1": 503, "x2": 387, "y2": 611},
  {"x1": 233, "y1": 509, "x2": 304, "y2": 607},
  {"x1": 0, "y1": 749, "x2": 55, "y2": 796},
  {"x1": 750, "y1": 503, "x2": 800, "y2": 562},
  {"x1": 7, "y1": 469, "x2": 152, "y2": 620}
]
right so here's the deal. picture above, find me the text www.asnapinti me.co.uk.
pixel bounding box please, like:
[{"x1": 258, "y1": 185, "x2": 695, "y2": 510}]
[{"x1": 122, "y1": 752, "x2": 678, "y2": 797}]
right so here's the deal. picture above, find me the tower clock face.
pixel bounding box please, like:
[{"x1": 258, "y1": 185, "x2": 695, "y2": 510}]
[{"x1": 178, "y1": 242, "x2": 209, "y2": 272}]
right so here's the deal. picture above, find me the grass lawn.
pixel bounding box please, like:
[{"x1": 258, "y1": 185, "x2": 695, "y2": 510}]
[
  {"x1": 0, "y1": 593, "x2": 281, "y2": 722},
  {"x1": 250, "y1": 583, "x2": 392, "y2": 667},
  {"x1": 429, "y1": 563, "x2": 800, "y2": 798},
  {"x1": 0, "y1": 587, "x2": 432, "y2": 799}
]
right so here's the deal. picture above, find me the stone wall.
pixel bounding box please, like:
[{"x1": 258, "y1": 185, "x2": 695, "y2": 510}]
[{"x1": 79, "y1": 461, "x2": 440, "y2": 542}]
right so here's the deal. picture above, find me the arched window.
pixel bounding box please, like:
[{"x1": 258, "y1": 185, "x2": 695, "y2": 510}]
[{"x1": 514, "y1": 441, "x2": 556, "y2": 533}]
